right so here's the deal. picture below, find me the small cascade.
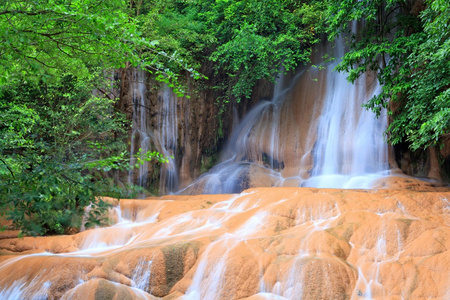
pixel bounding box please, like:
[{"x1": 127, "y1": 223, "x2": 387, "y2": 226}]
[
  {"x1": 129, "y1": 68, "x2": 151, "y2": 187},
  {"x1": 156, "y1": 86, "x2": 179, "y2": 194},
  {"x1": 131, "y1": 257, "x2": 153, "y2": 291},
  {"x1": 225, "y1": 72, "x2": 287, "y2": 169},
  {"x1": 303, "y1": 39, "x2": 389, "y2": 188},
  {"x1": 128, "y1": 68, "x2": 180, "y2": 194},
  {"x1": 179, "y1": 73, "x2": 298, "y2": 194}
]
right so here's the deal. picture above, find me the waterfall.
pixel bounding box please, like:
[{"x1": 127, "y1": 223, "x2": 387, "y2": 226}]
[
  {"x1": 157, "y1": 85, "x2": 179, "y2": 194},
  {"x1": 129, "y1": 68, "x2": 151, "y2": 188},
  {"x1": 179, "y1": 73, "x2": 291, "y2": 194},
  {"x1": 128, "y1": 69, "x2": 179, "y2": 193},
  {"x1": 302, "y1": 39, "x2": 389, "y2": 188},
  {"x1": 182, "y1": 38, "x2": 390, "y2": 194},
  {"x1": 128, "y1": 34, "x2": 390, "y2": 194}
]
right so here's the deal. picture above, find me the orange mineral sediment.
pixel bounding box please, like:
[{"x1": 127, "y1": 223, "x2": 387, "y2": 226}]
[{"x1": 0, "y1": 184, "x2": 449, "y2": 299}]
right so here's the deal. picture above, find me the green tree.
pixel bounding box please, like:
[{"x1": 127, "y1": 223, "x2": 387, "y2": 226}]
[
  {"x1": 131, "y1": 0, "x2": 325, "y2": 103},
  {"x1": 200, "y1": 0, "x2": 326, "y2": 101},
  {"x1": 326, "y1": 0, "x2": 450, "y2": 150},
  {"x1": 1, "y1": 0, "x2": 136, "y2": 83},
  {"x1": 0, "y1": 0, "x2": 179, "y2": 236},
  {"x1": 0, "y1": 73, "x2": 169, "y2": 236},
  {"x1": 0, "y1": 0, "x2": 202, "y2": 87}
]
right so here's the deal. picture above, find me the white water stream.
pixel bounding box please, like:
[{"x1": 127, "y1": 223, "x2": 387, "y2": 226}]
[
  {"x1": 129, "y1": 68, "x2": 151, "y2": 187},
  {"x1": 302, "y1": 39, "x2": 389, "y2": 188},
  {"x1": 1, "y1": 189, "x2": 449, "y2": 299},
  {"x1": 182, "y1": 38, "x2": 390, "y2": 194},
  {"x1": 128, "y1": 68, "x2": 179, "y2": 193},
  {"x1": 157, "y1": 86, "x2": 179, "y2": 193}
]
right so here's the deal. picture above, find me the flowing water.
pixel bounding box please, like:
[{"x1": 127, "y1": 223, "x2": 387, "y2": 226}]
[
  {"x1": 1, "y1": 187, "x2": 449, "y2": 299},
  {"x1": 156, "y1": 86, "x2": 179, "y2": 194},
  {"x1": 129, "y1": 68, "x2": 151, "y2": 187},
  {"x1": 302, "y1": 40, "x2": 389, "y2": 188},
  {"x1": 128, "y1": 68, "x2": 179, "y2": 193},
  {"x1": 182, "y1": 39, "x2": 390, "y2": 194}
]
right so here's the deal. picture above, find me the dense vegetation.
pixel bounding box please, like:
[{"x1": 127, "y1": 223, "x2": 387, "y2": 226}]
[
  {"x1": 326, "y1": 0, "x2": 450, "y2": 150},
  {"x1": 1, "y1": 0, "x2": 448, "y2": 235},
  {"x1": 0, "y1": 0, "x2": 175, "y2": 235},
  {"x1": 142, "y1": 0, "x2": 449, "y2": 150}
]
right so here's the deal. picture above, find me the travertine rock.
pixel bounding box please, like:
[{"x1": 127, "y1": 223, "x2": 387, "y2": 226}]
[{"x1": 1, "y1": 186, "x2": 449, "y2": 299}]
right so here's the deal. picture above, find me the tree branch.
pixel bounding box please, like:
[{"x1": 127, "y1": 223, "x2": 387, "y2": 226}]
[
  {"x1": 95, "y1": 87, "x2": 114, "y2": 100},
  {"x1": 0, "y1": 10, "x2": 54, "y2": 16},
  {"x1": 25, "y1": 55, "x2": 56, "y2": 68},
  {"x1": 56, "y1": 42, "x2": 74, "y2": 58},
  {"x1": 0, "y1": 157, "x2": 15, "y2": 179}
]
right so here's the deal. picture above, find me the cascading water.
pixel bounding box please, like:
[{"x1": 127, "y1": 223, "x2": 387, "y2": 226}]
[
  {"x1": 129, "y1": 68, "x2": 151, "y2": 187},
  {"x1": 182, "y1": 38, "x2": 390, "y2": 194},
  {"x1": 1, "y1": 187, "x2": 449, "y2": 299},
  {"x1": 128, "y1": 68, "x2": 179, "y2": 193},
  {"x1": 179, "y1": 73, "x2": 291, "y2": 194},
  {"x1": 302, "y1": 39, "x2": 389, "y2": 188},
  {"x1": 157, "y1": 85, "x2": 179, "y2": 194}
]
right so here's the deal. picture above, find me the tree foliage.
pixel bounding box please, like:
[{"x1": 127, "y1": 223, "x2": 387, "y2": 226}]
[
  {"x1": 326, "y1": 0, "x2": 450, "y2": 150},
  {"x1": 0, "y1": 73, "x2": 169, "y2": 236},
  {"x1": 200, "y1": 0, "x2": 325, "y2": 101},
  {"x1": 0, "y1": 0, "x2": 203, "y2": 89},
  {"x1": 133, "y1": 0, "x2": 325, "y2": 102},
  {"x1": 0, "y1": 0, "x2": 175, "y2": 236},
  {"x1": 1, "y1": 0, "x2": 135, "y2": 83}
]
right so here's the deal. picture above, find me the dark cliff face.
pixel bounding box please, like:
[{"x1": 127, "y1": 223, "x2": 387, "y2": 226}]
[
  {"x1": 386, "y1": 73, "x2": 450, "y2": 183},
  {"x1": 393, "y1": 143, "x2": 450, "y2": 183}
]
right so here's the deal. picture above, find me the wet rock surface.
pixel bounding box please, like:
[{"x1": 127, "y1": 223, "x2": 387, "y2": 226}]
[{"x1": 1, "y1": 183, "x2": 449, "y2": 299}]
